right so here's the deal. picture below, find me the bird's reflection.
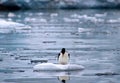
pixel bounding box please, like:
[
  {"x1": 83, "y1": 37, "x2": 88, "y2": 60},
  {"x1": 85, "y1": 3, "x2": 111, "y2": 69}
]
[
  {"x1": 33, "y1": 66, "x2": 83, "y2": 83},
  {"x1": 57, "y1": 72, "x2": 70, "y2": 83},
  {"x1": 58, "y1": 75, "x2": 70, "y2": 83}
]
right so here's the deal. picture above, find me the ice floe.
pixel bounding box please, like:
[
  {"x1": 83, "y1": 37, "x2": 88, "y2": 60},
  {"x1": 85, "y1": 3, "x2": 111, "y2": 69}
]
[
  {"x1": 0, "y1": 19, "x2": 31, "y2": 33},
  {"x1": 33, "y1": 63, "x2": 84, "y2": 71}
]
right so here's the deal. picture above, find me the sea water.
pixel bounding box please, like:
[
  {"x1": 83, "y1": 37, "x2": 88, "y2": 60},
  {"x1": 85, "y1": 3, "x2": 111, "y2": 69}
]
[{"x1": 0, "y1": 9, "x2": 120, "y2": 83}]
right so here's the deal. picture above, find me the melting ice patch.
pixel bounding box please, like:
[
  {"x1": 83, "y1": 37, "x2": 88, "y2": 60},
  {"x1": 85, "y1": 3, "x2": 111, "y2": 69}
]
[{"x1": 0, "y1": 19, "x2": 31, "y2": 33}]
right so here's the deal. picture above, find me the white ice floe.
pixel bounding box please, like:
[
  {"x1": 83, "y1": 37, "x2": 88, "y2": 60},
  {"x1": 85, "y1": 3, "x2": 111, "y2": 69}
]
[
  {"x1": 71, "y1": 14, "x2": 104, "y2": 23},
  {"x1": 95, "y1": 13, "x2": 107, "y2": 17},
  {"x1": 63, "y1": 17, "x2": 79, "y2": 22},
  {"x1": 33, "y1": 63, "x2": 84, "y2": 71},
  {"x1": 39, "y1": 18, "x2": 47, "y2": 23},
  {"x1": 50, "y1": 13, "x2": 58, "y2": 17},
  {"x1": 78, "y1": 28, "x2": 92, "y2": 33},
  {"x1": 107, "y1": 19, "x2": 120, "y2": 23},
  {"x1": 8, "y1": 12, "x2": 16, "y2": 17},
  {"x1": 0, "y1": 19, "x2": 31, "y2": 33}
]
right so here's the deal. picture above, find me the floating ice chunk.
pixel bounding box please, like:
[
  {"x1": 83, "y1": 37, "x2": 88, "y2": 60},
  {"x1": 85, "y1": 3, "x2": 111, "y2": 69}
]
[
  {"x1": 95, "y1": 13, "x2": 107, "y2": 17},
  {"x1": 25, "y1": 18, "x2": 47, "y2": 23},
  {"x1": 39, "y1": 18, "x2": 47, "y2": 23},
  {"x1": 38, "y1": 13, "x2": 44, "y2": 15},
  {"x1": 63, "y1": 18, "x2": 79, "y2": 22},
  {"x1": 73, "y1": 15, "x2": 104, "y2": 23},
  {"x1": 24, "y1": 18, "x2": 36, "y2": 22},
  {"x1": 71, "y1": 13, "x2": 80, "y2": 18},
  {"x1": 8, "y1": 12, "x2": 15, "y2": 17},
  {"x1": 78, "y1": 28, "x2": 91, "y2": 33},
  {"x1": 33, "y1": 63, "x2": 84, "y2": 71},
  {"x1": 107, "y1": 19, "x2": 120, "y2": 23},
  {"x1": 50, "y1": 13, "x2": 58, "y2": 17},
  {"x1": 0, "y1": 19, "x2": 31, "y2": 33}
]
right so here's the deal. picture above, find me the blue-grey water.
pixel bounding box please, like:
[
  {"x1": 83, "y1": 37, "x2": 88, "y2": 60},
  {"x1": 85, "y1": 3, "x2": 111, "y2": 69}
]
[{"x1": 0, "y1": 9, "x2": 120, "y2": 83}]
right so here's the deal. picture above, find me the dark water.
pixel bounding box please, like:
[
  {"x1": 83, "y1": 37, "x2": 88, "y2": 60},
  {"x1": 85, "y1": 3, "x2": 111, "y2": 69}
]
[{"x1": 0, "y1": 9, "x2": 120, "y2": 83}]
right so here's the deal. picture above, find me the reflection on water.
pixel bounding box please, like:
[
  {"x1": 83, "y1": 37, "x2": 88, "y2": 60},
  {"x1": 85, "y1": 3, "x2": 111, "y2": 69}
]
[
  {"x1": 33, "y1": 71, "x2": 72, "y2": 83},
  {"x1": 57, "y1": 71, "x2": 70, "y2": 83},
  {"x1": 58, "y1": 75, "x2": 70, "y2": 83}
]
